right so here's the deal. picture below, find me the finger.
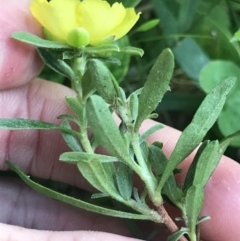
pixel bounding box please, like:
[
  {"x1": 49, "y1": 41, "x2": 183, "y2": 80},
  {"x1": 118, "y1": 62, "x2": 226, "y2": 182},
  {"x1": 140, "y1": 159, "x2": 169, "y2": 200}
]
[
  {"x1": 196, "y1": 156, "x2": 240, "y2": 241},
  {"x1": 0, "y1": 79, "x2": 91, "y2": 190},
  {"x1": 0, "y1": 223, "x2": 138, "y2": 241},
  {"x1": 0, "y1": 0, "x2": 43, "y2": 89},
  {"x1": 0, "y1": 177, "x2": 131, "y2": 236},
  {"x1": 141, "y1": 119, "x2": 240, "y2": 241}
]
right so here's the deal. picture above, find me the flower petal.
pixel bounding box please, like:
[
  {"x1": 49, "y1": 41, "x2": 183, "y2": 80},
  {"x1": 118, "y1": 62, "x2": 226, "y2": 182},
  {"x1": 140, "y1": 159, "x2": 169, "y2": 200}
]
[
  {"x1": 76, "y1": 0, "x2": 126, "y2": 45},
  {"x1": 110, "y1": 8, "x2": 140, "y2": 41},
  {"x1": 30, "y1": 0, "x2": 79, "y2": 41}
]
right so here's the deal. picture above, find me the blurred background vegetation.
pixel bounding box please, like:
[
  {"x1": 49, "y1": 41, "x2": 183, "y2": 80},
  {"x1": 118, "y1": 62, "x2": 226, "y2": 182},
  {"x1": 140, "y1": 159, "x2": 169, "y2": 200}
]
[{"x1": 41, "y1": 0, "x2": 240, "y2": 162}]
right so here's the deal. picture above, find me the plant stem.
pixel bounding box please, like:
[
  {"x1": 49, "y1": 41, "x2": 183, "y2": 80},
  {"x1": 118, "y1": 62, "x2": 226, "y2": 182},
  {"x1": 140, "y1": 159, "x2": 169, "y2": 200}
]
[
  {"x1": 131, "y1": 133, "x2": 157, "y2": 202},
  {"x1": 156, "y1": 204, "x2": 188, "y2": 241}
]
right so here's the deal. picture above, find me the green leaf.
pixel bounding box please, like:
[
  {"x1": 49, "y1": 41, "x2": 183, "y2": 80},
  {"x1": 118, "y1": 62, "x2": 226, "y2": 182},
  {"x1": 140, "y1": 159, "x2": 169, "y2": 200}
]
[
  {"x1": 183, "y1": 140, "x2": 208, "y2": 191},
  {"x1": 101, "y1": 57, "x2": 121, "y2": 66},
  {"x1": 57, "y1": 114, "x2": 78, "y2": 123},
  {"x1": 91, "y1": 193, "x2": 109, "y2": 199},
  {"x1": 87, "y1": 59, "x2": 116, "y2": 103},
  {"x1": 115, "y1": 162, "x2": 133, "y2": 200},
  {"x1": 218, "y1": 106, "x2": 240, "y2": 146},
  {"x1": 220, "y1": 130, "x2": 240, "y2": 152},
  {"x1": 157, "y1": 77, "x2": 236, "y2": 193},
  {"x1": 120, "y1": 46, "x2": 144, "y2": 57},
  {"x1": 12, "y1": 31, "x2": 71, "y2": 49},
  {"x1": 0, "y1": 118, "x2": 60, "y2": 130},
  {"x1": 197, "y1": 216, "x2": 211, "y2": 225},
  {"x1": 148, "y1": 145, "x2": 167, "y2": 178},
  {"x1": 62, "y1": 51, "x2": 78, "y2": 60},
  {"x1": 139, "y1": 123, "x2": 164, "y2": 143},
  {"x1": 107, "y1": 36, "x2": 130, "y2": 83},
  {"x1": 185, "y1": 185, "x2": 204, "y2": 235},
  {"x1": 151, "y1": 0, "x2": 179, "y2": 45},
  {"x1": 60, "y1": 152, "x2": 118, "y2": 163},
  {"x1": 61, "y1": 121, "x2": 83, "y2": 152},
  {"x1": 65, "y1": 96, "x2": 84, "y2": 121},
  {"x1": 7, "y1": 161, "x2": 150, "y2": 220},
  {"x1": 86, "y1": 95, "x2": 136, "y2": 170},
  {"x1": 173, "y1": 38, "x2": 210, "y2": 81},
  {"x1": 157, "y1": 92, "x2": 204, "y2": 111},
  {"x1": 149, "y1": 145, "x2": 183, "y2": 206},
  {"x1": 183, "y1": 141, "x2": 219, "y2": 191},
  {"x1": 37, "y1": 48, "x2": 78, "y2": 82},
  {"x1": 85, "y1": 44, "x2": 120, "y2": 56},
  {"x1": 128, "y1": 92, "x2": 139, "y2": 121},
  {"x1": 77, "y1": 158, "x2": 119, "y2": 197},
  {"x1": 81, "y1": 69, "x2": 96, "y2": 101},
  {"x1": 184, "y1": 131, "x2": 240, "y2": 192},
  {"x1": 200, "y1": 60, "x2": 240, "y2": 146},
  {"x1": 231, "y1": 29, "x2": 240, "y2": 42},
  {"x1": 134, "y1": 48, "x2": 174, "y2": 131},
  {"x1": 168, "y1": 228, "x2": 189, "y2": 241},
  {"x1": 135, "y1": 19, "x2": 160, "y2": 33},
  {"x1": 199, "y1": 60, "x2": 240, "y2": 93},
  {"x1": 178, "y1": 0, "x2": 201, "y2": 32},
  {"x1": 192, "y1": 140, "x2": 219, "y2": 187},
  {"x1": 125, "y1": 219, "x2": 143, "y2": 239},
  {"x1": 0, "y1": 118, "x2": 78, "y2": 137}
]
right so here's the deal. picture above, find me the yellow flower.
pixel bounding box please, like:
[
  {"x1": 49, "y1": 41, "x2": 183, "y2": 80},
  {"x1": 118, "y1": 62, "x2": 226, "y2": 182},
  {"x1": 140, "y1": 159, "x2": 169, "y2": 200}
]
[{"x1": 30, "y1": 0, "x2": 140, "y2": 47}]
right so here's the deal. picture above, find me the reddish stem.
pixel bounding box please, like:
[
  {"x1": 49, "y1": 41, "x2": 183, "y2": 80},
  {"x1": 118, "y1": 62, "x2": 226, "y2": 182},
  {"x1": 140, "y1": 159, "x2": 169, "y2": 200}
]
[{"x1": 156, "y1": 204, "x2": 188, "y2": 241}]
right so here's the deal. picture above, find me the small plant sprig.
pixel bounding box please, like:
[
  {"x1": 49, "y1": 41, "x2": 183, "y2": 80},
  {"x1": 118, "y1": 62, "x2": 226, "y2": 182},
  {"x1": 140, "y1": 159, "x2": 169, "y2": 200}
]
[{"x1": 1, "y1": 0, "x2": 240, "y2": 240}]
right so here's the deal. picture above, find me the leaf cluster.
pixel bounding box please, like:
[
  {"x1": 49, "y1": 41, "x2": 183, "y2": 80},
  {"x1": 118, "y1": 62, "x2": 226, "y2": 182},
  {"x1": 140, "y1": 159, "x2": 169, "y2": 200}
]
[{"x1": 2, "y1": 31, "x2": 240, "y2": 240}]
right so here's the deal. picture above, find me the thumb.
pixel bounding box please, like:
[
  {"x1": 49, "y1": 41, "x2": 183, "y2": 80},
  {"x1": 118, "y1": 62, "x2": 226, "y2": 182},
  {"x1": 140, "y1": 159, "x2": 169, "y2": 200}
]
[{"x1": 0, "y1": 0, "x2": 43, "y2": 90}]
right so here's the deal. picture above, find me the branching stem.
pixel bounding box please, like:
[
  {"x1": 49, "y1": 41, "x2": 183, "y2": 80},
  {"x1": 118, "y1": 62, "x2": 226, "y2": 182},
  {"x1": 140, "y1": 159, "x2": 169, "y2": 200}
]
[{"x1": 156, "y1": 204, "x2": 188, "y2": 241}]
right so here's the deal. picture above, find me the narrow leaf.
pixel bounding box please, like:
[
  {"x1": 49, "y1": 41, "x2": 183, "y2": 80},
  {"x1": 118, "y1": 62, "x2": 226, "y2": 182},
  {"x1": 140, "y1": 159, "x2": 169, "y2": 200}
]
[
  {"x1": 135, "y1": 49, "x2": 174, "y2": 131},
  {"x1": 7, "y1": 161, "x2": 150, "y2": 220},
  {"x1": 81, "y1": 69, "x2": 96, "y2": 101},
  {"x1": 86, "y1": 95, "x2": 135, "y2": 167},
  {"x1": 12, "y1": 31, "x2": 70, "y2": 49},
  {"x1": 115, "y1": 162, "x2": 133, "y2": 200},
  {"x1": 192, "y1": 141, "x2": 219, "y2": 187},
  {"x1": 184, "y1": 131, "x2": 240, "y2": 192},
  {"x1": 37, "y1": 48, "x2": 78, "y2": 81},
  {"x1": 62, "y1": 51, "x2": 78, "y2": 60},
  {"x1": 185, "y1": 185, "x2": 204, "y2": 234},
  {"x1": 0, "y1": 118, "x2": 60, "y2": 130},
  {"x1": 139, "y1": 123, "x2": 164, "y2": 143},
  {"x1": 120, "y1": 46, "x2": 144, "y2": 57},
  {"x1": 149, "y1": 145, "x2": 183, "y2": 206},
  {"x1": 77, "y1": 159, "x2": 120, "y2": 198},
  {"x1": 178, "y1": 0, "x2": 201, "y2": 32},
  {"x1": 197, "y1": 216, "x2": 211, "y2": 225},
  {"x1": 157, "y1": 78, "x2": 236, "y2": 191},
  {"x1": 65, "y1": 96, "x2": 85, "y2": 122},
  {"x1": 128, "y1": 92, "x2": 139, "y2": 121},
  {"x1": 168, "y1": 228, "x2": 189, "y2": 241},
  {"x1": 61, "y1": 121, "x2": 83, "y2": 152},
  {"x1": 60, "y1": 152, "x2": 118, "y2": 163},
  {"x1": 57, "y1": 114, "x2": 78, "y2": 123},
  {"x1": 183, "y1": 141, "x2": 211, "y2": 191},
  {"x1": 85, "y1": 44, "x2": 120, "y2": 55},
  {"x1": 91, "y1": 193, "x2": 109, "y2": 199},
  {"x1": 135, "y1": 19, "x2": 160, "y2": 33},
  {"x1": 87, "y1": 59, "x2": 116, "y2": 103}
]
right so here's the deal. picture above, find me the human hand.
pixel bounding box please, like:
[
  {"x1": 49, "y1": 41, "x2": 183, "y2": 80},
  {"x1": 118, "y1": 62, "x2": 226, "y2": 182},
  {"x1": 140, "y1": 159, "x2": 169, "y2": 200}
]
[{"x1": 1, "y1": 1, "x2": 240, "y2": 240}]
